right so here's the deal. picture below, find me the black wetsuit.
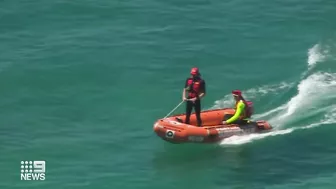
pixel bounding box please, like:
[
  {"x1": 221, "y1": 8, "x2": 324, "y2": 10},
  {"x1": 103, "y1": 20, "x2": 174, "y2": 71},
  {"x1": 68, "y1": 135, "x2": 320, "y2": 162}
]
[{"x1": 184, "y1": 77, "x2": 206, "y2": 126}]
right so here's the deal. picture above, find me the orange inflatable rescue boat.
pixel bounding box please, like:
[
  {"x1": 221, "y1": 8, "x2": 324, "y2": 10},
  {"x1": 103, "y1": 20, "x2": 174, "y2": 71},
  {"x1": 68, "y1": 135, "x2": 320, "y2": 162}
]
[{"x1": 153, "y1": 108, "x2": 272, "y2": 143}]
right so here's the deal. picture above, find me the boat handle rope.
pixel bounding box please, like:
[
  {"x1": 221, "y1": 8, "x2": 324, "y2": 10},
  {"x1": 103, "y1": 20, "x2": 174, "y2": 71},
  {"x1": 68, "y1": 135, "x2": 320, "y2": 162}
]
[{"x1": 163, "y1": 100, "x2": 185, "y2": 118}]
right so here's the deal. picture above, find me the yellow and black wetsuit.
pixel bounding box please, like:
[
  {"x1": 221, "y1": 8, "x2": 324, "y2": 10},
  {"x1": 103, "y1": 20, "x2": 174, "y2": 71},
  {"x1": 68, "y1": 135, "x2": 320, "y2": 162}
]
[{"x1": 225, "y1": 100, "x2": 250, "y2": 125}]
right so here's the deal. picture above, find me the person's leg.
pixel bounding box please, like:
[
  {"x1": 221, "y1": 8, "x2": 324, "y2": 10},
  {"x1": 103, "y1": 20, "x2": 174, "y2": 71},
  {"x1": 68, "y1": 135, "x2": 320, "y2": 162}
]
[
  {"x1": 231, "y1": 119, "x2": 250, "y2": 125},
  {"x1": 235, "y1": 119, "x2": 248, "y2": 125},
  {"x1": 223, "y1": 114, "x2": 234, "y2": 121},
  {"x1": 185, "y1": 101, "x2": 193, "y2": 124},
  {"x1": 194, "y1": 100, "x2": 202, "y2": 126}
]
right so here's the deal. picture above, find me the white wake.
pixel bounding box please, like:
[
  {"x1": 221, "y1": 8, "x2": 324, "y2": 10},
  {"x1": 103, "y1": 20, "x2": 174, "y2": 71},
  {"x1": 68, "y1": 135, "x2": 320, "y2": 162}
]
[
  {"x1": 211, "y1": 82, "x2": 294, "y2": 110},
  {"x1": 308, "y1": 43, "x2": 328, "y2": 69},
  {"x1": 214, "y1": 43, "x2": 336, "y2": 146},
  {"x1": 220, "y1": 106, "x2": 336, "y2": 146}
]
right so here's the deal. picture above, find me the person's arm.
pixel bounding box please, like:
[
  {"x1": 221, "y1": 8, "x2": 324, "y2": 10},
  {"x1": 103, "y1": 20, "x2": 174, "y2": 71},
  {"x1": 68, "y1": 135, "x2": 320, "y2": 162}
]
[
  {"x1": 182, "y1": 88, "x2": 186, "y2": 100},
  {"x1": 182, "y1": 79, "x2": 188, "y2": 100},
  {"x1": 197, "y1": 80, "x2": 206, "y2": 99},
  {"x1": 226, "y1": 101, "x2": 245, "y2": 124}
]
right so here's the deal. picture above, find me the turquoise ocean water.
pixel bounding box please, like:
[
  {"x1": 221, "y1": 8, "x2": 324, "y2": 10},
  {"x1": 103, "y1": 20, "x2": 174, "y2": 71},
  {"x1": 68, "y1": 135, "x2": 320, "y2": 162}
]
[{"x1": 1, "y1": 0, "x2": 336, "y2": 188}]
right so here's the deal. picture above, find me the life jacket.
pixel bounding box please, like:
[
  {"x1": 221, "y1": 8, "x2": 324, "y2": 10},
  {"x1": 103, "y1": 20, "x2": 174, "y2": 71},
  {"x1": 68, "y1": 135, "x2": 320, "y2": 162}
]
[
  {"x1": 186, "y1": 77, "x2": 202, "y2": 98},
  {"x1": 235, "y1": 100, "x2": 254, "y2": 119}
]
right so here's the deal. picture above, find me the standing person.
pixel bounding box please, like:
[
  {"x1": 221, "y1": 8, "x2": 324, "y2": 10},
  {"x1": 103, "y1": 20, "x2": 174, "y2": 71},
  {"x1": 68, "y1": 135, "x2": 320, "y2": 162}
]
[{"x1": 182, "y1": 67, "x2": 206, "y2": 126}]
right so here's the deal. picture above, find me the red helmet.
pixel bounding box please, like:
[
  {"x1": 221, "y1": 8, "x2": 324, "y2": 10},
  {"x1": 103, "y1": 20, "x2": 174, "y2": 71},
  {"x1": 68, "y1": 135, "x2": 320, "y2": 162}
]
[
  {"x1": 232, "y1": 90, "x2": 242, "y2": 96},
  {"x1": 190, "y1": 67, "x2": 199, "y2": 75}
]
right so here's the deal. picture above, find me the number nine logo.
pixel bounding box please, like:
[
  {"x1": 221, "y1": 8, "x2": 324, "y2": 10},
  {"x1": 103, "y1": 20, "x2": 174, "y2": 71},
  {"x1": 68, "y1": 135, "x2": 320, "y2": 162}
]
[{"x1": 34, "y1": 161, "x2": 45, "y2": 173}]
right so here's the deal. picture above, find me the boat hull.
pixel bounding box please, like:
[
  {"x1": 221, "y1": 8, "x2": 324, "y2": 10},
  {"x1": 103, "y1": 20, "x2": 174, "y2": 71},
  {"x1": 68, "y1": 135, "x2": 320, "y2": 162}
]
[{"x1": 153, "y1": 108, "x2": 272, "y2": 143}]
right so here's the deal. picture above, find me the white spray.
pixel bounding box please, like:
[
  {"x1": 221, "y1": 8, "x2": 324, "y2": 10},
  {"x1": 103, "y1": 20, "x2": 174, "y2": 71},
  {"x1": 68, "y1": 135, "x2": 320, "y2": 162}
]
[{"x1": 215, "y1": 43, "x2": 336, "y2": 146}]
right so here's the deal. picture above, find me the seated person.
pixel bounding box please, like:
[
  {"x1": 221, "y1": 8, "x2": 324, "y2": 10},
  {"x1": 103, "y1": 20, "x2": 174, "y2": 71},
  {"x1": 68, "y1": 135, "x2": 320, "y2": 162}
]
[{"x1": 222, "y1": 90, "x2": 254, "y2": 125}]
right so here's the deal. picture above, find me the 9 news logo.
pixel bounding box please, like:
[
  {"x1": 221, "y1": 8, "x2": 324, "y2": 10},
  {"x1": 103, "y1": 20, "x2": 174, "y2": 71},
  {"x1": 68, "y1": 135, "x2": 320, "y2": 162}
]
[{"x1": 20, "y1": 161, "x2": 46, "y2": 181}]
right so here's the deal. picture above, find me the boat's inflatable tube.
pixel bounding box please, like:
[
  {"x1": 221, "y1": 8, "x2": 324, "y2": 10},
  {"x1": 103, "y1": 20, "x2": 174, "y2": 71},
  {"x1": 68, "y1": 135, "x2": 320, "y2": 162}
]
[{"x1": 153, "y1": 108, "x2": 272, "y2": 143}]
